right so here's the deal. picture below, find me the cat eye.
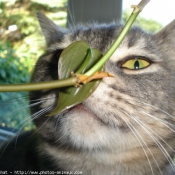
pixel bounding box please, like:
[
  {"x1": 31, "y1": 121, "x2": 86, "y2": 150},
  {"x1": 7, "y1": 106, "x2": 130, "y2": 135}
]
[{"x1": 121, "y1": 58, "x2": 150, "y2": 70}]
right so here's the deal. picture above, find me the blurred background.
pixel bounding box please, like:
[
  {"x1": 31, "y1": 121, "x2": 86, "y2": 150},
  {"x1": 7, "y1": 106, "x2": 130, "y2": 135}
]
[{"x1": 0, "y1": 0, "x2": 170, "y2": 133}]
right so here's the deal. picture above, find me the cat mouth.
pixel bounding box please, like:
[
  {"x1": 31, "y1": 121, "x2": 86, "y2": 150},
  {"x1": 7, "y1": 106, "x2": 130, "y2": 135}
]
[
  {"x1": 71, "y1": 104, "x2": 98, "y2": 117},
  {"x1": 70, "y1": 103, "x2": 103, "y2": 122},
  {"x1": 70, "y1": 103, "x2": 130, "y2": 132}
]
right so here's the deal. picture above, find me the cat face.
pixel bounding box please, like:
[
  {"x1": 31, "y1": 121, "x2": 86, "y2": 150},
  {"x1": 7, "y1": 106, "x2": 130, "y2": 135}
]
[{"x1": 30, "y1": 12, "x2": 175, "y2": 174}]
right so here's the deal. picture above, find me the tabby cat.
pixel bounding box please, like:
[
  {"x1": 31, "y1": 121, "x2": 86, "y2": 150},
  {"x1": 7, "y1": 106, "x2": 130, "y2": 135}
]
[{"x1": 1, "y1": 11, "x2": 175, "y2": 175}]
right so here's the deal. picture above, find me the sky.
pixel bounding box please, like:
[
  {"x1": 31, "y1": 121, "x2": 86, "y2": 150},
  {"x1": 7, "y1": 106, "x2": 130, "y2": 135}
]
[{"x1": 123, "y1": 0, "x2": 175, "y2": 27}]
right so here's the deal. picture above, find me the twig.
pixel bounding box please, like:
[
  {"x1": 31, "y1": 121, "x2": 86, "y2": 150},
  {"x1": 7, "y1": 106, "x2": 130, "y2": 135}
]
[
  {"x1": 84, "y1": 0, "x2": 150, "y2": 76},
  {"x1": 0, "y1": 77, "x2": 78, "y2": 92},
  {"x1": 0, "y1": 0, "x2": 150, "y2": 92}
]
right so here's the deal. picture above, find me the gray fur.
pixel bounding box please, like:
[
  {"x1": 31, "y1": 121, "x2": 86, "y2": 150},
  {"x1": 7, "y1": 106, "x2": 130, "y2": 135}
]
[
  {"x1": 2, "y1": 12, "x2": 175, "y2": 175},
  {"x1": 30, "y1": 12, "x2": 175, "y2": 175},
  {"x1": 31, "y1": 12, "x2": 175, "y2": 175}
]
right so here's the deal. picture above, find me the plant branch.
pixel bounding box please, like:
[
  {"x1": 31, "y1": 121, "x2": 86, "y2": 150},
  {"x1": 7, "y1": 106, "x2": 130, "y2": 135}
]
[
  {"x1": 84, "y1": 0, "x2": 150, "y2": 76},
  {"x1": 0, "y1": 77, "x2": 78, "y2": 92},
  {"x1": 138, "y1": 0, "x2": 150, "y2": 10},
  {"x1": 0, "y1": 0, "x2": 150, "y2": 93}
]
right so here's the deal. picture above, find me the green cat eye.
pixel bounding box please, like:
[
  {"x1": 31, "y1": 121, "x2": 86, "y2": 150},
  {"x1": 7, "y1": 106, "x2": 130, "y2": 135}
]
[{"x1": 122, "y1": 58, "x2": 150, "y2": 70}]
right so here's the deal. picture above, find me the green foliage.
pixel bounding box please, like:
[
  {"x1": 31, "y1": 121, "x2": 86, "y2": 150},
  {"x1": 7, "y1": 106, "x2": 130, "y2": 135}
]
[
  {"x1": 0, "y1": 0, "x2": 67, "y2": 130},
  {"x1": 0, "y1": 41, "x2": 30, "y2": 84},
  {"x1": 0, "y1": 41, "x2": 32, "y2": 130},
  {"x1": 122, "y1": 9, "x2": 162, "y2": 33},
  {"x1": 0, "y1": 0, "x2": 67, "y2": 71}
]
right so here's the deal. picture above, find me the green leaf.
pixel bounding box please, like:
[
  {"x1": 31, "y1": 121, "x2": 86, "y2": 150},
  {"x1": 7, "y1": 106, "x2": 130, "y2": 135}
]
[
  {"x1": 75, "y1": 48, "x2": 93, "y2": 74},
  {"x1": 0, "y1": 69, "x2": 6, "y2": 79},
  {"x1": 58, "y1": 41, "x2": 90, "y2": 78},
  {"x1": 48, "y1": 41, "x2": 103, "y2": 116}
]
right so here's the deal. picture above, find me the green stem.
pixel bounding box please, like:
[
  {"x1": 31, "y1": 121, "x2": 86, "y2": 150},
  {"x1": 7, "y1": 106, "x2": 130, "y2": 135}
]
[
  {"x1": 75, "y1": 48, "x2": 92, "y2": 74},
  {"x1": 0, "y1": 77, "x2": 78, "y2": 92},
  {"x1": 84, "y1": 0, "x2": 150, "y2": 76},
  {"x1": 0, "y1": 0, "x2": 149, "y2": 93}
]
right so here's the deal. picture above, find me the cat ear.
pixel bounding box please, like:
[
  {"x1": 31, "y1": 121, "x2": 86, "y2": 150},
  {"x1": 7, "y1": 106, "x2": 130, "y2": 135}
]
[
  {"x1": 154, "y1": 20, "x2": 175, "y2": 55},
  {"x1": 37, "y1": 11, "x2": 66, "y2": 46}
]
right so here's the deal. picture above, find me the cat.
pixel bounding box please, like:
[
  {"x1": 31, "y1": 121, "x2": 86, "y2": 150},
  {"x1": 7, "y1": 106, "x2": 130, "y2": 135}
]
[{"x1": 1, "y1": 11, "x2": 175, "y2": 175}]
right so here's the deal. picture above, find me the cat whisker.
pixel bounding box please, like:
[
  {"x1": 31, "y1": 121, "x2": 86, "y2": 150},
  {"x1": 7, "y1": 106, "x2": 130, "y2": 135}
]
[
  {"x1": 0, "y1": 98, "x2": 46, "y2": 128},
  {"x1": 0, "y1": 96, "x2": 55, "y2": 122},
  {"x1": 31, "y1": 106, "x2": 53, "y2": 133},
  {"x1": 129, "y1": 99, "x2": 175, "y2": 136},
  {"x1": 15, "y1": 105, "x2": 52, "y2": 135},
  {"x1": 1, "y1": 94, "x2": 56, "y2": 148},
  {"x1": 119, "y1": 108, "x2": 161, "y2": 175},
  {"x1": 141, "y1": 111, "x2": 175, "y2": 139},
  {"x1": 127, "y1": 123, "x2": 157, "y2": 175},
  {"x1": 126, "y1": 99, "x2": 175, "y2": 133},
  {"x1": 133, "y1": 99, "x2": 174, "y2": 119},
  {"x1": 133, "y1": 99, "x2": 175, "y2": 129},
  {"x1": 0, "y1": 105, "x2": 52, "y2": 158},
  {"x1": 124, "y1": 98, "x2": 175, "y2": 133},
  {"x1": 129, "y1": 112, "x2": 175, "y2": 173}
]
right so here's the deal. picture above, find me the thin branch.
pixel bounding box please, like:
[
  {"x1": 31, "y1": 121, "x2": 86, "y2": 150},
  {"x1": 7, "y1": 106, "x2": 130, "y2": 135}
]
[
  {"x1": 0, "y1": 0, "x2": 150, "y2": 93},
  {"x1": 138, "y1": 0, "x2": 150, "y2": 10},
  {"x1": 0, "y1": 77, "x2": 78, "y2": 92},
  {"x1": 84, "y1": 0, "x2": 150, "y2": 76}
]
